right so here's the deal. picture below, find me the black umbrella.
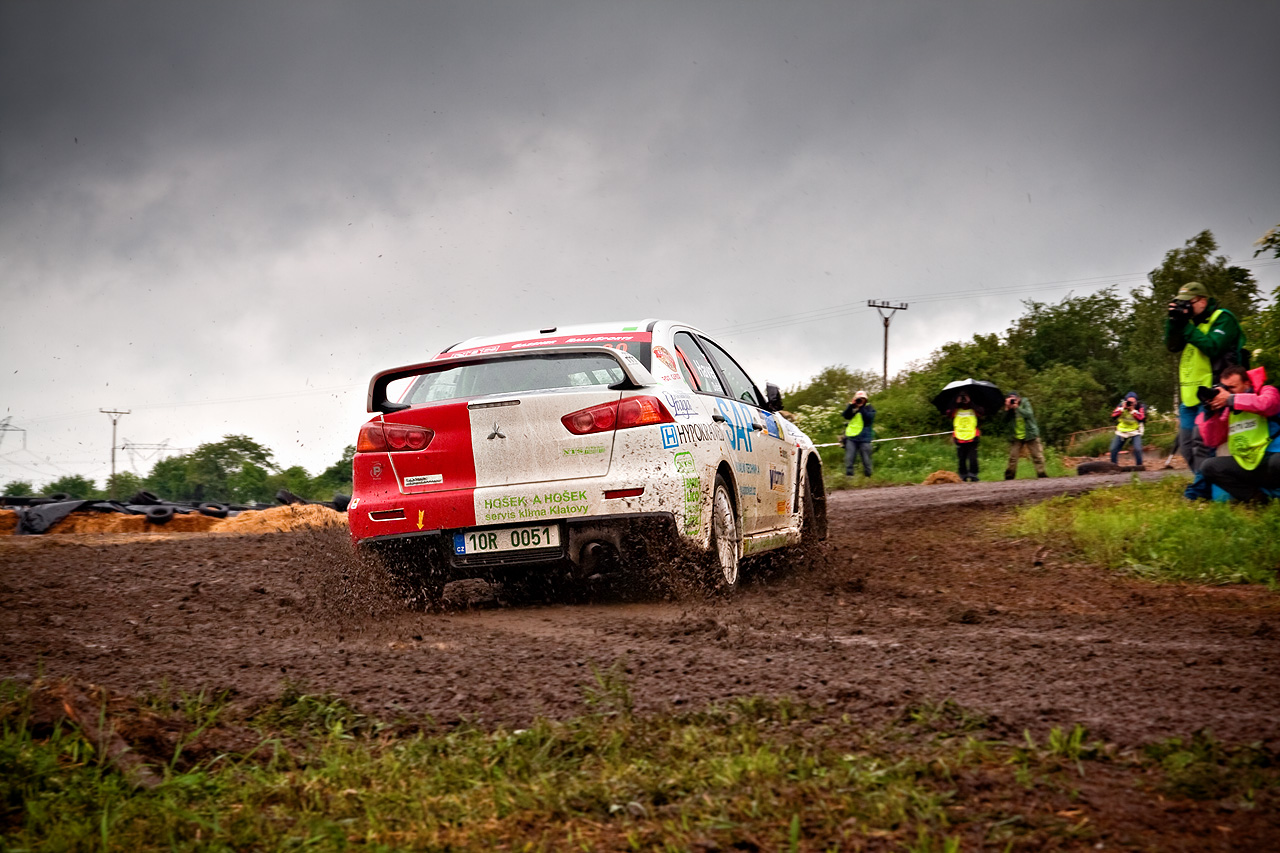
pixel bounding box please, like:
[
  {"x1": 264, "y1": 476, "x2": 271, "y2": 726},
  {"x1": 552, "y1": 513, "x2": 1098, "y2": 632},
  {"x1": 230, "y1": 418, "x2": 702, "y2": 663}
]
[{"x1": 931, "y1": 379, "x2": 1005, "y2": 415}]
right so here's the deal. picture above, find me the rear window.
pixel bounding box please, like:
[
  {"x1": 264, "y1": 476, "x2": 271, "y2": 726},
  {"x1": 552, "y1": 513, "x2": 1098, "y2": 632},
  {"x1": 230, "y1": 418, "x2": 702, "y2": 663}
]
[{"x1": 403, "y1": 353, "x2": 627, "y2": 404}]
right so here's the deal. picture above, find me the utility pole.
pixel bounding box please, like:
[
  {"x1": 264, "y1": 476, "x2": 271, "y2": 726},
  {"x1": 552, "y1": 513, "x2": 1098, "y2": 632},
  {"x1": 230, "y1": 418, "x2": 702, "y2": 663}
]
[
  {"x1": 99, "y1": 409, "x2": 130, "y2": 499},
  {"x1": 867, "y1": 301, "x2": 908, "y2": 389}
]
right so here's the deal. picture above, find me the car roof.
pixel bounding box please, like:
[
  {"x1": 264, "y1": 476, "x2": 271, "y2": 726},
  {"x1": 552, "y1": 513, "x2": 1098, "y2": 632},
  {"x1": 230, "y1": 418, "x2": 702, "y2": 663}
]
[{"x1": 442, "y1": 319, "x2": 707, "y2": 353}]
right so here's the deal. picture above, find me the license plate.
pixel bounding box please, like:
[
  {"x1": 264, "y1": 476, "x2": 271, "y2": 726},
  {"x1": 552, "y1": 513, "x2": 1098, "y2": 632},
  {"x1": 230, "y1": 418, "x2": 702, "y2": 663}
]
[{"x1": 453, "y1": 524, "x2": 561, "y2": 555}]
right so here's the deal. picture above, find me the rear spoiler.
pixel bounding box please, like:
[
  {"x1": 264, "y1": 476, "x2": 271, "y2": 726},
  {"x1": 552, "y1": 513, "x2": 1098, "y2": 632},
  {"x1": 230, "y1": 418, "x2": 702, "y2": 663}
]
[{"x1": 367, "y1": 345, "x2": 657, "y2": 414}]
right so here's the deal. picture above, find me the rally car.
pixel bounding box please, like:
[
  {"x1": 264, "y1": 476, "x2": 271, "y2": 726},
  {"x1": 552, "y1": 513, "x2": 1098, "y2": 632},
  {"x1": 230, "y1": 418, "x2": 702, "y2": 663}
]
[{"x1": 350, "y1": 320, "x2": 826, "y2": 597}]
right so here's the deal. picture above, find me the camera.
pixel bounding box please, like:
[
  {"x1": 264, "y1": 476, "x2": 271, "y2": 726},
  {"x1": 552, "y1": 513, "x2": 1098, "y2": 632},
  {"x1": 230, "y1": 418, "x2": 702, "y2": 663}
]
[
  {"x1": 1195, "y1": 384, "x2": 1222, "y2": 404},
  {"x1": 1168, "y1": 299, "x2": 1193, "y2": 319},
  {"x1": 1124, "y1": 399, "x2": 1134, "y2": 409}
]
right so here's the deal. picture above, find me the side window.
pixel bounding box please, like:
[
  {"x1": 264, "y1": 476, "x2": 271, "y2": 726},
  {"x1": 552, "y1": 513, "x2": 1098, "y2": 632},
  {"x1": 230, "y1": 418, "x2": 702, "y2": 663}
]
[
  {"x1": 673, "y1": 332, "x2": 726, "y2": 396},
  {"x1": 699, "y1": 337, "x2": 762, "y2": 406}
]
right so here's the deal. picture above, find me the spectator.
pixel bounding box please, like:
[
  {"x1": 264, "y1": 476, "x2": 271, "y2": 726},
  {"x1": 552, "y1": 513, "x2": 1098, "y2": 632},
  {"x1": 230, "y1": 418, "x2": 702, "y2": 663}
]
[
  {"x1": 841, "y1": 390, "x2": 875, "y2": 477},
  {"x1": 1165, "y1": 280, "x2": 1244, "y2": 474},
  {"x1": 1003, "y1": 391, "x2": 1048, "y2": 479},
  {"x1": 945, "y1": 392, "x2": 984, "y2": 482},
  {"x1": 1196, "y1": 365, "x2": 1280, "y2": 502},
  {"x1": 1109, "y1": 392, "x2": 1146, "y2": 467}
]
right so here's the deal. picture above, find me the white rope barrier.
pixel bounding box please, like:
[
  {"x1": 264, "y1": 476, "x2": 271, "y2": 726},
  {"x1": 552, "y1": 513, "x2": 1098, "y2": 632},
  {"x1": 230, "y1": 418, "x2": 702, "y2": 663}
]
[{"x1": 814, "y1": 431, "x2": 953, "y2": 448}]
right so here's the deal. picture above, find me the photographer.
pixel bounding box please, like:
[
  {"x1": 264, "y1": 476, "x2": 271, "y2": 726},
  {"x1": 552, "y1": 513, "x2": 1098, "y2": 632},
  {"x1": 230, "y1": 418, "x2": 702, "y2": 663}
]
[
  {"x1": 1002, "y1": 391, "x2": 1048, "y2": 479},
  {"x1": 1196, "y1": 365, "x2": 1280, "y2": 502},
  {"x1": 841, "y1": 390, "x2": 875, "y2": 477},
  {"x1": 1165, "y1": 281, "x2": 1244, "y2": 474},
  {"x1": 1109, "y1": 392, "x2": 1146, "y2": 466}
]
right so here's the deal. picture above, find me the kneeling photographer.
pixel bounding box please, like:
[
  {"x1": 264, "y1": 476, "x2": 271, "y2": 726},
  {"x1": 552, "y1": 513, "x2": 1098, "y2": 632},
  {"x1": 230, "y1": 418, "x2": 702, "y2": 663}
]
[{"x1": 1196, "y1": 365, "x2": 1280, "y2": 502}]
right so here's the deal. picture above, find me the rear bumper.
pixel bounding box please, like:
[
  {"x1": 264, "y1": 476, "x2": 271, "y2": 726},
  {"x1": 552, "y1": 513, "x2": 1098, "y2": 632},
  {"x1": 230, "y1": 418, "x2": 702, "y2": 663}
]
[{"x1": 356, "y1": 511, "x2": 678, "y2": 573}]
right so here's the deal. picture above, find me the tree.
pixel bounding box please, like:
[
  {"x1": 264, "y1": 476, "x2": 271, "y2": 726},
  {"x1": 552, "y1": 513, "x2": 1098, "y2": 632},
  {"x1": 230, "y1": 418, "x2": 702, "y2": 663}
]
[
  {"x1": 2, "y1": 480, "x2": 34, "y2": 496},
  {"x1": 40, "y1": 475, "x2": 101, "y2": 499},
  {"x1": 1255, "y1": 224, "x2": 1280, "y2": 259},
  {"x1": 310, "y1": 445, "x2": 355, "y2": 499},
  {"x1": 1007, "y1": 288, "x2": 1128, "y2": 395},
  {"x1": 144, "y1": 434, "x2": 280, "y2": 503},
  {"x1": 784, "y1": 366, "x2": 880, "y2": 412},
  {"x1": 104, "y1": 471, "x2": 144, "y2": 501}
]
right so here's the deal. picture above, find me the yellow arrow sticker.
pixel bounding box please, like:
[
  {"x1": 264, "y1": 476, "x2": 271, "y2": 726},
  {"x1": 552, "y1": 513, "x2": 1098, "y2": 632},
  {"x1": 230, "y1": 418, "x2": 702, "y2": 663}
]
[{"x1": 417, "y1": 510, "x2": 425, "y2": 530}]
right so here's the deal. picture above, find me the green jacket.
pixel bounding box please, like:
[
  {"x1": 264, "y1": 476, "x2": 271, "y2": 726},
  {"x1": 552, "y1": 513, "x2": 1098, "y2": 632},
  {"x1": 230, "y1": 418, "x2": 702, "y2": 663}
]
[
  {"x1": 1164, "y1": 298, "x2": 1244, "y2": 376},
  {"x1": 1005, "y1": 393, "x2": 1040, "y2": 440}
]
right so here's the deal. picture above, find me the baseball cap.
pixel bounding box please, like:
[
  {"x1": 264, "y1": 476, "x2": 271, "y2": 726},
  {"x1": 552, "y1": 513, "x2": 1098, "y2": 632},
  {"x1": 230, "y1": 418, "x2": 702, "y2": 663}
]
[
  {"x1": 854, "y1": 389, "x2": 867, "y2": 400},
  {"x1": 1175, "y1": 281, "x2": 1211, "y2": 300}
]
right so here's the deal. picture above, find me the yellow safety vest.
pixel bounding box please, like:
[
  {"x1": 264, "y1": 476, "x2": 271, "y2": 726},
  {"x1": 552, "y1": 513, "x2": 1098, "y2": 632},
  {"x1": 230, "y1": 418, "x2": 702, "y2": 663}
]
[
  {"x1": 1178, "y1": 309, "x2": 1222, "y2": 407},
  {"x1": 1116, "y1": 409, "x2": 1141, "y2": 436},
  {"x1": 845, "y1": 412, "x2": 864, "y2": 437},
  {"x1": 953, "y1": 409, "x2": 978, "y2": 442},
  {"x1": 1227, "y1": 410, "x2": 1273, "y2": 471}
]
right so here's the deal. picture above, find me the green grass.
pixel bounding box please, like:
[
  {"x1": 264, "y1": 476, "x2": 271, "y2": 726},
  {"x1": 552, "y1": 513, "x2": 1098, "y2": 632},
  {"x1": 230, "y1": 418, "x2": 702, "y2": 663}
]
[
  {"x1": 1010, "y1": 478, "x2": 1280, "y2": 585},
  {"x1": 5, "y1": 681, "x2": 1277, "y2": 851},
  {"x1": 822, "y1": 436, "x2": 1072, "y2": 492}
]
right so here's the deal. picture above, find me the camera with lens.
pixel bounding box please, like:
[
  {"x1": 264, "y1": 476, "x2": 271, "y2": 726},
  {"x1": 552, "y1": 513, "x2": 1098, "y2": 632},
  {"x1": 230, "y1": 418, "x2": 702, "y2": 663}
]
[
  {"x1": 1168, "y1": 299, "x2": 1193, "y2": 319},
  {"x1": 1196, "y1": 384, "x2": 1222, "y2": 404}
]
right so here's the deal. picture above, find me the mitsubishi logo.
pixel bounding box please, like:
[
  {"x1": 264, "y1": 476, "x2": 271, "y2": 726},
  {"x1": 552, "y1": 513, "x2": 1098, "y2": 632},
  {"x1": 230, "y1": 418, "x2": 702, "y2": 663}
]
[{"x1": 487, "y1": 423, "x2": 506, "y2": 440}]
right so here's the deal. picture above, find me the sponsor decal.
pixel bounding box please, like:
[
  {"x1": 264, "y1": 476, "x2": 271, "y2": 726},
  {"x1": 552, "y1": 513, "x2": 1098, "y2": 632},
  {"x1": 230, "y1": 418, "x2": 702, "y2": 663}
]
[
  {"x1": 370, "y1": 463, "x2": 383, "y2": 479},
  {"x1": 435, "y1": 334, "x2": 652, "y2": 360},
  {"x1": 716, "y1": 400, "x2": 755, "y2": 452},
  {"x1": 777, "y1": 501, "x2": 787, "y2": 515},
  {"x1": 663, "y1": 392, "x2": 698, "y2": 419},
  {"x1": 404, "y1": 474, "x2": 444, "y2": 487},
  {"x1": 660, "y1": 421, "x2": 724, "y2": 447},
  {"x1": 653, "y1": 345, "x2": 678, "y2": 371},
  {"x1": 762, "y1": 412, "x2": 782, "y2": 439},
  {"x1": 349, "y1": 498, "x2": 359, "y2": 510},
  {"x1": 779, "y1": 448, "x2": 789, "y2": 460},
  {"x1": 739, "y1": 485, "x2": 757, "y2": 496},
  {"x1": 673, "y1": 451, "x2": 700, "y2": 534},
  {"x1": 480, "y1": 490, "x2": 589, "y2": 523},
  {"x1": 661, "y1": 424, "x2": 679, "y2": 449},
  {"x1": 743, "y1": 532, "x2": 791, "y2": 556},
  {"x1": 768, "y1": 465, "x2": 786, "y2": 491},
  {"x1": 735, "y1": 461, "x2": 759, "y2": 475},
  {"x1": 563, "y1": 445, "x2": 607, "y2": 456}
]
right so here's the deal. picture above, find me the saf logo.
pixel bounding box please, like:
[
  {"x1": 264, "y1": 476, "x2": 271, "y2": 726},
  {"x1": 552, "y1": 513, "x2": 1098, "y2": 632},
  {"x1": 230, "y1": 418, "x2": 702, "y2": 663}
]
[{"x1": 716, "y1": 400, "x2": 753, "y2": 452}]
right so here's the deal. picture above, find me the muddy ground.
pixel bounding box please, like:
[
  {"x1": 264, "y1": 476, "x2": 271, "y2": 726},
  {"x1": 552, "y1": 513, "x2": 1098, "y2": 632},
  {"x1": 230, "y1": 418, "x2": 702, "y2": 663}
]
[{"x1": 2, "y1": 471, "x2": 1278, "y2": 749}]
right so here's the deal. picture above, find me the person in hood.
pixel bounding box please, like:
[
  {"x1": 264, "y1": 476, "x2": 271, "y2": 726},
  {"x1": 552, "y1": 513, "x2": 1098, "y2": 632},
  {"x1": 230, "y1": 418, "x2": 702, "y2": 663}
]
[
  {"x1": 1003, "y1": 391, "x2": 1048, "y2": 479},
  {"x1": 1110, "y1": 392, "x2": 1146, "y2": 466},
  {"x1": 1166, "y1": 280, "x2": 1245, "y2": 474},
  {"x1": 1196, "y1": 365, "x2": 1280, "y2": 501},
  {"x1": 841, "y1": 390, "x2": 875, "y2": 477}
]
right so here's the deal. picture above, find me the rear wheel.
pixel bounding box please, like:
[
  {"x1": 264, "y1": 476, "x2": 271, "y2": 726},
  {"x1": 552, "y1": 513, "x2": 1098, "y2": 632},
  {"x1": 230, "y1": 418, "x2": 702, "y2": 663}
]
[{"x1": 708, "y1": 474, "x2": 740, "y2": 588}]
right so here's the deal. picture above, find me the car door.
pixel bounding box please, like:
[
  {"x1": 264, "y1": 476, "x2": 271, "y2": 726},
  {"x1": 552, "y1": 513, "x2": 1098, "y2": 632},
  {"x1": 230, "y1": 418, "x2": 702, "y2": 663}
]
[{"x1": 695, "y1": 335, "x2": 793, "y2": 533}]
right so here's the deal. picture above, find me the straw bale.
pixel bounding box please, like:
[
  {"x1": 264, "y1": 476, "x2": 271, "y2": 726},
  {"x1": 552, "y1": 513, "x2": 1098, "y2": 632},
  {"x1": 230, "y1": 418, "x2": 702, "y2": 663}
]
[
  {"x1": 212, "y1": 503, "x2": 347, "y2": 534},
  {"x1": 923, "y1": 470, "x2": 963, "y2": 485},
  {"x1": 0, "y1": 509, "x2": 16, "y2": 536}
]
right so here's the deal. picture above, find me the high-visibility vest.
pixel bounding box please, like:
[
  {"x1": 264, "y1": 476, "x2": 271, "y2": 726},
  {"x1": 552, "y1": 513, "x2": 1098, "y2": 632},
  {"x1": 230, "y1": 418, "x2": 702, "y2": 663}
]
[
  {"x1": 1227, "y1": 409, "x2": 1277, "y2": 471},
  {"x1": 1179, "y1": 309, "x2": 1223, "y2": 407},
  {"x1": 845, "y1": 412, "x2": 864, "y2": 437},
  {"x1": 953, "y1": 409, "x2": 978, "y2": 442},
  {"x1": 1116, "y1": 409, "x2": 1142, "y2": 436}
]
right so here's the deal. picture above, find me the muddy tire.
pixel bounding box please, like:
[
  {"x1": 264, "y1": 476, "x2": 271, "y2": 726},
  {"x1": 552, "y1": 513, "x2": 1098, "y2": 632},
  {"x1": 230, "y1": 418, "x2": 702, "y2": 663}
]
[{"x1": 707, "y1": 473, "x2": 741, "y2": 590}]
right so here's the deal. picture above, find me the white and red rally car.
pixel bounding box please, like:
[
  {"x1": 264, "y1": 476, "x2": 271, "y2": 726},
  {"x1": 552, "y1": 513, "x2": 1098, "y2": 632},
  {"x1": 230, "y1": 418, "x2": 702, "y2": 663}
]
[{"x1": 350, "y1": 320, "x2": 826, "y2": 596}]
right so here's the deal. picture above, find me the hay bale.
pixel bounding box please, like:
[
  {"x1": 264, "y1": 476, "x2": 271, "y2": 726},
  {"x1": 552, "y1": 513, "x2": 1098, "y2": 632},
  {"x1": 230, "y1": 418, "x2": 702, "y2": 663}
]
[
  {"x1": 923, "y1": 470, "x2": 963, "y2": 485},
  {"x1": 212, "y1": 504, "x2": 347, "y2": 534},
  {"x1": 0, "y1": 509, "x2": 17, "y2": 536}
]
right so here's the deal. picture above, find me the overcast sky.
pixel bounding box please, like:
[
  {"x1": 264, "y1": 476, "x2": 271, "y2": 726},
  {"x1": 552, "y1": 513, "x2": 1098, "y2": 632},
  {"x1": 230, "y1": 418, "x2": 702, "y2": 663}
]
[{"x1": 2, "y1": 0, "x2": 1278, "y2": 488}]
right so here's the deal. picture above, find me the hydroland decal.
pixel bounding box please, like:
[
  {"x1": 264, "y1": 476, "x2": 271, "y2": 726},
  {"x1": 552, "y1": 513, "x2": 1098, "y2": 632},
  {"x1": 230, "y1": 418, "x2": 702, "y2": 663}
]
[{"x1": 673, "y1": 451, "x2": 701, "y2": 535}]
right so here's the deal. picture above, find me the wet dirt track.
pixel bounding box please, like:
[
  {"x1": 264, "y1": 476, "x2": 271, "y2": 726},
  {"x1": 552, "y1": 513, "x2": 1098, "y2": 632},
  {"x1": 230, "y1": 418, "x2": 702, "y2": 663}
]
[{"x1": 2, "y1": 471, "x2": 1278, "y2": 748}]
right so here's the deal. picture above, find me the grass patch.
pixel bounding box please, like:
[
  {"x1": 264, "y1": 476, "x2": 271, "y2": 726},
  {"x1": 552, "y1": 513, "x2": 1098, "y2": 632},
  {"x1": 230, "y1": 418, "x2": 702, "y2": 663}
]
[
  {"x1": 822, "y1": 437, "x2": 1072, "y2": 492},
  {"x1": 1010, "y1": 478, "x2": 1280, "y2": 585},
  {"x1": 5, "y1": 680, "x2": 1278, "y2": 850}
]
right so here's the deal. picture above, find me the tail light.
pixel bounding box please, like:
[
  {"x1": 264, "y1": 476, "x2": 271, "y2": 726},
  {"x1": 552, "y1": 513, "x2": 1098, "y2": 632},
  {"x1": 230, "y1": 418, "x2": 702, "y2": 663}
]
[
  {"x1": 357, "y1": 421, "x2": 434, "y2": 452},
  {"x1": 561, "y1": 396, "x2": 674, "y2": 435}
]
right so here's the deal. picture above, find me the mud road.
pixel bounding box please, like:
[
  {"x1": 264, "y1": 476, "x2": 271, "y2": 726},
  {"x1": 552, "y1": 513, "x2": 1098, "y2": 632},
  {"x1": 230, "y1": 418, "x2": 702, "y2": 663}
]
[{"x1": 3, "y1": 471, "x2": 1278, "y2": 747}]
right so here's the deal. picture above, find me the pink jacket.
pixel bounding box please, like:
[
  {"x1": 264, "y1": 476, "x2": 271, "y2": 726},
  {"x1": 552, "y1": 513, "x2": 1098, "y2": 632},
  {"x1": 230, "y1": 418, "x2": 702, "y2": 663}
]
[{"x1": 1197, "y1": 366, "x2": 1280, "y2": 447}]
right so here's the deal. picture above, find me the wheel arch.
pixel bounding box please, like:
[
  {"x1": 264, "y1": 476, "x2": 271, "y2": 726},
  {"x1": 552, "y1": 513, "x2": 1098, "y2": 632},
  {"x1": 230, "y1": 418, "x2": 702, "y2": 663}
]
[{"x1": 803, "y1": 450, "x2": 828, "y2": 540}]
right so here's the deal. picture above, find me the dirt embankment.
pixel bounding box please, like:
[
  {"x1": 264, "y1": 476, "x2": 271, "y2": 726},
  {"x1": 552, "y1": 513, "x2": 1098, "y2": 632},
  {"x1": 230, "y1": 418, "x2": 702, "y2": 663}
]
[{"x1": 1, "y1": 471, "x2": 1277, "y2": 748}]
